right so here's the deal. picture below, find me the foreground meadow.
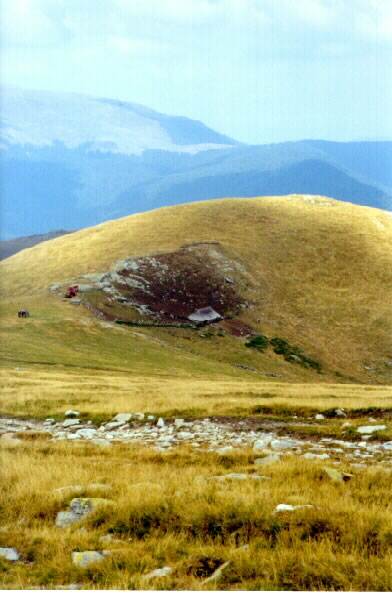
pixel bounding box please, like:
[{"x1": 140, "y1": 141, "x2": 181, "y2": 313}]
[
  {"x1": 1, "y1": 440, "x2": 392, "y2": 590},
  {"x1": 1, "y1": 363, "x2": 392, "y2": 590}
]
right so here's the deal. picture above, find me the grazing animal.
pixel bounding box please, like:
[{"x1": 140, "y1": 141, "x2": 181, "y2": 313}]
[{"x1": 18, "y1": 309, "x2": 30, "y2": 318}]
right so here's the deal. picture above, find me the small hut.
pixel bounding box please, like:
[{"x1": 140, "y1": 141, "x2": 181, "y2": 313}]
[{"x1": 187, "y1": 306, "x2": 222, "y2": 326}]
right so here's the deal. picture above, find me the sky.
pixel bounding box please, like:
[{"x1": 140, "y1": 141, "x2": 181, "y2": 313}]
[{"x1": 1, "y1": 0, "x2": 391, "y2": 144}]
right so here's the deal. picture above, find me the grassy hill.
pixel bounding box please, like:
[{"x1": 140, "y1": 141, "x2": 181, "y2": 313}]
[{"x1": 1, "y1": 195, "x2": 391, "y2": 384}]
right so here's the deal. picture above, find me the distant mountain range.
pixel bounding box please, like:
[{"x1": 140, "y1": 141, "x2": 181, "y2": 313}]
[
  {"x1": 1, "y1": 87, "x2": 391, "y2": 238},
  {"x1": 0, "y1": 230, "x2": 73, "y2": 261}
]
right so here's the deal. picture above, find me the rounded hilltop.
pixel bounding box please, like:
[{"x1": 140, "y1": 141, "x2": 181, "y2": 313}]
[{"x1": 1, "y1": 195, "x2": 391, "y2": 383}]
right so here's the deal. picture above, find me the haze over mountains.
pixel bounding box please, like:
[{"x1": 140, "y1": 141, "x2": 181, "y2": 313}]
[{"x1": 1, "y1": 87, "x2": 391, "y2": 239}]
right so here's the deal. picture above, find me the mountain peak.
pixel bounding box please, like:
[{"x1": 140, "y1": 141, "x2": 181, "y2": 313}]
[{"x1": 1, "y1": 86, "x2": 238, "y2": 155}]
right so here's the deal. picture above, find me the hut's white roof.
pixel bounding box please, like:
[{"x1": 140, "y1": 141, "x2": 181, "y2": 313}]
[{"x1": 188, "y1": 306, "x2": 222, "y2": 322}]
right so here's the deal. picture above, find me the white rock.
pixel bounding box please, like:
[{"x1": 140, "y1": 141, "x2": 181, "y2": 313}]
[
  {"x1": 65, "y1": 410, "x2": 80, "y2": 418},
  {"x1": 104, "y1": 421, "x2": 124, "y2": 431},
  {"x1": 275, "y1": 504, "x2": 314, "y2": 512},
  {"x1": 177, "y1": 431, "x2": 194, "y2": 440},
  {"x1": 335, "y1": 408, "x2": 346, "y2": 417},
  {"x1": 174, "y1": 419, "x2": 185, "y2": 428},
  {"x1": 143, "y1": 566, "x2": 173, "y2": 579},
  {"x1": 357, "y1": 425, "x2": 386, "y2": 434},
  {"x1": 315, "y1": 414, "x2": 325, "y2": 420},
  {"x1": 63, "y1": 419, "x2": 80, "y2": 428},
  {"x1": 157, "y1": 418, "x2": 165, "y2": 427},
  {"x1": 113, "y1": 413, "x2": 132, "y2": 422},
  {"x1": 253, "y1": 436, "x2": 272, "y2": 450},
  {"x1": 133, "y1": 412, "x2": 145, "y2": 420},
  {"x1": 147, "y1": 415, "x2": 155, "y2": 420},
  {"x1": 56, "y1": 511, "x2": 81, "y2": 527},
  {"x1": 0, "y1": 547, "x2": 20, "y2": 561},
  {"x1": 76, "y1": 429, "x2": 97, "y2": 439},
  {"x1": 270, "y1": 439, "x2": 299, "y2": 450},
  {"x1": 72, "y1": 551, "x2": 105, "y2": 567},
  {"x1": 67, "y1": 433, "x2": 81, "y2": 440},
  {"x1": 302, "y1": 452, "x2": 330, "y2": 460}
]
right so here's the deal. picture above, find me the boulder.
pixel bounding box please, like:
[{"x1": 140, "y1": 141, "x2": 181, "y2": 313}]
[
  {"x1": 315, "y1": 414, "x2": 325, "y2": 420},
  {"x1": 274, "y1": 504, "x2": 314, "y2": 512},
  {"x1": 76, "y1": 428, "x2": 97, "y2": 439},
  {"x1": 133, "y1": 412, "x2": 145, "y2": 421},
  {"x1": 208, "y1": 473, "x2": 269, "y2": 482},
  {"x1": 63, "y1": 419, "x2": 80, "y2": 428},
  {"x1": 357, "y1": 425, "x2": 387, "y2": 434},
  {"x1": 270, "y1": 439, "x2": 299, "y2": 450},
  {"x1": 143, "y1": 566, "x2": 173, "y2": 580},
  {"x1": 335, "y1": 408, "x2": 346, "y2": 417},
  {"x1": 56, "y1": 511, "x2": 81, "y2": 527},
  {"x1": 302, "y1": 452, "x2": 330, "y2": 460},
  {"x1": 157, "y1": 418, "x2": 165, "y2": 427},
  {"x1": 323, "y1": 467, "x2": 353, "y2": 482},
  {"x1": 104, "y1": 421, "x2": 124, "y2": 431},
  {"x1": 0, "y1": 547, "x2": 20, "y2": 561},
  {"x1": 72, "y1": 551, "x2": 106, "y2": 567},
  {"x1": 113, "y1": 413, "x2": 132, "y2": 422},
  {"x1": 70, "y1": 498, "x2": 113, "y2": 515},
  {"x1": 253, "y1": 436, "x2": 272, "y2": 450}
]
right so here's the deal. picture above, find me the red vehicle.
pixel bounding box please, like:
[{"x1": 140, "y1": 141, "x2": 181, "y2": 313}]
[{"x1": 65, "y1": 285, "x2": 79, "y2": 298}]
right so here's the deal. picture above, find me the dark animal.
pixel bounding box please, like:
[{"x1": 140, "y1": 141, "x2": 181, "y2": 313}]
[{"x1": 18, "y1": 309, "x2": 30, "y2": 318}]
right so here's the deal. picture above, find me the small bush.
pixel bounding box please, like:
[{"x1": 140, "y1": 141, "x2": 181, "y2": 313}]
[{"x1": 245, "y1": 334, "x2": 269, "y2": 352}]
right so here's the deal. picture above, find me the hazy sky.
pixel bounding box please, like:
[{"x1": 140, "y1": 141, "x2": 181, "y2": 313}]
[{"x1": 1, "y1": 0, "x2": 391, "y2": 143}]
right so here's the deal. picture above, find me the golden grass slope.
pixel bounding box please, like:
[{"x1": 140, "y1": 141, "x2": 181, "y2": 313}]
[{"x1": 1, "y1": 195, "x2": 391, "y2": 382}]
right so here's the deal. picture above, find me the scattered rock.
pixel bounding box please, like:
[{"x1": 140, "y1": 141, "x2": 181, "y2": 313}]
[
  {"x1": 56, "y1": 511, "x2": 81, "y2": 528},
  {"x1": 63, "y1": 419, "x2": 80, "y2": 428},
  {"x1": 0, "y1": 547, "x2": 20, "y2": 561},
  {"x1": 201, "y1": 561, "x2": 231, "y2": 585},
  {"x1": 253, "y1": 436, "x2": 273, "y2": 450},
  {"x1": 270, "y1": 439, "x2": 299, "y2": 450},
  {"x1": 65, "y1": 410, "x2": 80, "y2": 418},
  {"x1": 72, "y1": 551, "x2": 106, "y2": 567},
  {"x1": 56, "y1": 498, "x2": 113, "y2": 527},
  {"x1": 357, "y1": 425, "x2": 387, "y2": 434},
  {"x1": 113, "y1": 413, "x2": 132, "y2": 422},
  {"x1": 302, "y1": 452, "x2": 330, "y2": 460},
  {"x1": 70, "y1": 497, "x2": 113, "y2": 515},
  {"x1": 174, "y1": 419, "x2": 185, "y2": 428},
  {"x1": 208, "y1": 473, "x2": 270, "y2": 482},
  {"x1": 274, "y1": 504, "x2": 314, "y2": 512},
  {"x1": 142, "y1": 566, "x2": 173, "y2": 580},
  {"x1": 323, "y1": 467, "x2": 353, "y2": 482},
  {"x1": 104, "y1": 421, "x2": 125, "y2": 431}
]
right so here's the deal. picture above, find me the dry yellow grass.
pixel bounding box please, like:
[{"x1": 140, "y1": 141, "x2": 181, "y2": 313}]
[
  {"x1": 1, "y1": 195, "x2": 391, "y2": 382},
  {"x1": 1, "y1": 365, "x2": 392, "y2": 420},
  {"x1": 1, "y1": 441, "x2": 392, "y2": 590}
]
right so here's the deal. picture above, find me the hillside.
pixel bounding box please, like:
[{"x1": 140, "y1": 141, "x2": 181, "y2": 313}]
[
  {"x1": 1, "y1": 87, "x2": 391, "y2": 238},
  {"x1": 1, "y1": 195, "x2": 391, "y2": 384}
]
